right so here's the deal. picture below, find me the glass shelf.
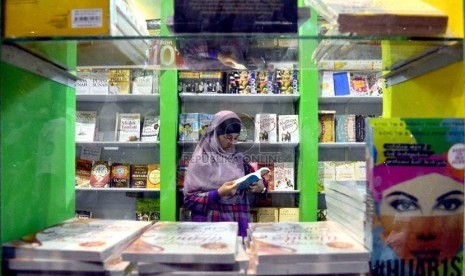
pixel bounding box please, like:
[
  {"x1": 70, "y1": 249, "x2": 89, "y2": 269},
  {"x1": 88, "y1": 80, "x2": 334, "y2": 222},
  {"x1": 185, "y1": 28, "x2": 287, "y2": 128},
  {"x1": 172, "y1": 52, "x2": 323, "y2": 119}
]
[
  {"x1": 76, "y1": 187, "x2": 160, "y2": 192},
  {"x1": 318, "y1": 142, "x2": 365, "y2": 149},
  {"x1": 178, "y1": 141, "x2": 298, "y2": 148},
  {"x1": 319, "y1": 96, "x2": 382, "y2": 104},
  {"x1": 77, "y1": 94, "x2": 160, "y2": 103},
  {"x1": 3, "y1": 35, "x2": 462, "y2": 83},
  {"x1": 76, "y1": 141, "x2": 160, "y2": 148},
  {"x1": 179, "y1": 93, "x2": 299, "y2": 104}
]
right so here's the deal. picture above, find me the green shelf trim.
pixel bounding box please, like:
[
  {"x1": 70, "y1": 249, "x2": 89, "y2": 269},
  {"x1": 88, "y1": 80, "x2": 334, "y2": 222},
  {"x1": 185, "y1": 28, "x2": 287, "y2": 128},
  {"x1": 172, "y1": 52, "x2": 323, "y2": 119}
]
[
  {"x1": 159, "y1": 0, "x2": 178, "y2": 221},
  {"x1": 298, "y1": 2, "x2": 319, "y2": 221}
]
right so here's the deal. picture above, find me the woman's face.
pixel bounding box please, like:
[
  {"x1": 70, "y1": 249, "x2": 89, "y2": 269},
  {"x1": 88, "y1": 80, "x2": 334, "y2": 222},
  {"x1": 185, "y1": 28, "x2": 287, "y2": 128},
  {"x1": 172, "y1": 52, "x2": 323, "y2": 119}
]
[
  {"x1": 218, "y1": 133, "x2": 240, "y2": 151},
  {"x1": 379, "y1": 173, "x2": 464, "y2": 261}
]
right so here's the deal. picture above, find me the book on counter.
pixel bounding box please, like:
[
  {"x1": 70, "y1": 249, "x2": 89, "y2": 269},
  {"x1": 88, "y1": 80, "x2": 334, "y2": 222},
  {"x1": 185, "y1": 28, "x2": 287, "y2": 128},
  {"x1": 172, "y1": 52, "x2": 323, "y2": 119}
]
[
  {"x1": 122, "y1": 221, "x2": 238, "y2": 264},
  {"x1": 2, "y1": 218, "x2": 152, "y2": 262},
  {"x1": 307, "y1": 0, "x2": 448, "y2": 36}
]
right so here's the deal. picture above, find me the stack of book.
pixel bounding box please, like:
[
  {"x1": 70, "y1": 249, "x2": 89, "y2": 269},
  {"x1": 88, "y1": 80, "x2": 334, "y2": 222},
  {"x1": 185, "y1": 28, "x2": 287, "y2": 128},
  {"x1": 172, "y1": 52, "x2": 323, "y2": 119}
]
[
  {"x1": 246, "y1": 221, "x2": 370, "y2": 275},
  {"x1": 2, "y1": 218, "x2": 152, "y2": 275},
  {"x1": 122, "y1": 221, "x2": 248, "y2": 275}
]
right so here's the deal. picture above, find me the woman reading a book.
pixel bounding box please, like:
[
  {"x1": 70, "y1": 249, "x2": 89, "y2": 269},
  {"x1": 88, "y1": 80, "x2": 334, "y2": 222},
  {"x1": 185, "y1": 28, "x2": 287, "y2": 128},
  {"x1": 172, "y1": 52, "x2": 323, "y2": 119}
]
[{"x1": 183, "y1": 110, "x2": 266, "y2": 238}]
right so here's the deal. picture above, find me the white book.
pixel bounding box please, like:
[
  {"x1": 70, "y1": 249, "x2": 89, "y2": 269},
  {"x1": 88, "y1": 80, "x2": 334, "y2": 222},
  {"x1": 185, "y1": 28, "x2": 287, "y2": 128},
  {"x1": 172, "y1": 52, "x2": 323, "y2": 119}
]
[
  {"x1": 90, "y1": 69, "x2": 109, "y2": 95},
  {"x1": 278, "y1": 115, "x2": 299, "y2": 143},
  {"x1": 122, "y1": 221, "x2": 238, "y2": 264},
  {"x1": 141, "y1": 115, "x2": 160, "y2": 142},
  {"x1": 75, "y1": 111, "x2": 97, "y2": 142},
  {"x1": 320, "y1": 71, "x2": 335, "y2": 97},
  {"x1": 2, "y1": 218, "x2": 152, "y2": 262},
  {"x1": 255, "y1": 113, "x2": 277, "y2": 143},
  {"x1": 75, "y1": 69, "x2": 92, "y2": 94},
  {"x1": 273, "y1": 162, "x2": 295, "y2": 191},
  {"x1": 131, "y1": 69, "x2": 158, "y2": 94},
  {"x1": 115, "y1": 113, "x2": 141, "y2": 142}
]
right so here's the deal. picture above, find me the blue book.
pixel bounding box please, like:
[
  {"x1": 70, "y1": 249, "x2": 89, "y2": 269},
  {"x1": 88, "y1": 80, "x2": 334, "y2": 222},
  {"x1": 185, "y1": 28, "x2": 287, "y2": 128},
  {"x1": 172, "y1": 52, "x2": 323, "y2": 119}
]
[
  {"x1": 333, "y1": 72, "x2": 351, "y2": 96},
  {"x1": 235, "y1": 167, "x2": 270, "y2": 192}
]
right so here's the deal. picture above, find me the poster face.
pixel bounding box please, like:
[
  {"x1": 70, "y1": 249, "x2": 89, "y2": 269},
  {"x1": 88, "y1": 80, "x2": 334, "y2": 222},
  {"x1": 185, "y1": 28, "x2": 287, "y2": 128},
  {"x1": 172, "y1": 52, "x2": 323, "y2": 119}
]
[
  {"x1": 174, "y1": 0, "x2": 298, "y2": 33},
  {"x1": 367, "y1": 118, "x2": 464, "y2": 276}
]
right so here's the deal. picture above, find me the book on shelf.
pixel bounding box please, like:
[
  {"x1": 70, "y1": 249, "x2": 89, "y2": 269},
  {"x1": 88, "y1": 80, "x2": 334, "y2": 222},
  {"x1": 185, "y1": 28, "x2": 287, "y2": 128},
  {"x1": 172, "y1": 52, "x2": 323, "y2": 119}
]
[
  {"x1": 130, "y1": 164, "x2": 148, "y2": 188},
  {"x1": 147, "y1": 163, "x2": 161, "y2": 189},
  {"x1": 75, "y1": 159, "x2": 93, "y2": 188},
  {"x1": 115, "y1": 113, "x2": 141, "y2": 142},
  {"x1": 75, "y1": 111, "x2": 98, "y2": 142},
  {"x1": 90, "y1": 161, "x2": 111, "y2": 188},
  {"x1": 320, "y1": 71, "x2": 335, "y2": 97},
  {"x1": 273, "y1": 162, "x2": 295, "y2": 191},
  {"x1": 178, "y1": 71, "x2": 224, "y2": 94},
  {"x1": 131, "y1": 69, "x2": 158, "y2": 94},
  {"x1": 366, "y1": 118, "x2": 464, "y2": 275},
  {"x1": 335, "y1": 114, "x2": 356, "y2": 143},
  {"x1": 278, "y1": 208, "x2": 300, "y2": 222},
  {"x1": 199, "y1": 113, "x2": 214, "y2": 138},
  {"x1": 234, "y1": 167, "x2": 270, "y2": 192},
  {"x1": 75, "y1": 68, "x2": 92, "y2": 94},
  {"x1": 2, "y1": 218, "x2": 152, "y2": 262},
  {"x1": 255, "y1": 113, "x2": 277, "y2": 143},
  {"x1": 275, "y1": 64, "x2": 298, "y2": 94},
  {"x1": 141, "y1": 115, "x2": 160, "y2": 142},
  {"x1": 318, "y1": 110, "x2": 336, "y2": 143},
  {"x1": 252, "y1": 69, "x2": 275, "y2": 94},
  {"x1": 307, "y1": 0, "x2": 448, "y2": 36},
  {"x1": 257, "y1": 207, "x2": 279, "y2": 223},
  {"x1": 334, "y1": 161, "x2": 356, "y2": 181},
  {"x1": 110, "y1": 163, "x2": 131, "y2": 188},
  {"x1": 333, "y1": 72, "x2": 351, "y2": 96},
  {"x1": 122, "y1": 221, "x2": 238, "y2": 264},
  {"x1": 136, "y1": 198, "x2": 160, "y2": 222},
  {"x1": 90, "y1": 68, "x2": 110, "y2": 95},
  {"x1": 173, "y1": 0, "x2": 298, "y2": 33},
  {"x1": 178, "y1": 113, "x2": 200, "y2": 141},
  {"x1": 108, "y1": 69, "x2": 131, "y2": 95},
  {"x1": 278, "y1": 115, "x2": 299, "y2": 143}
]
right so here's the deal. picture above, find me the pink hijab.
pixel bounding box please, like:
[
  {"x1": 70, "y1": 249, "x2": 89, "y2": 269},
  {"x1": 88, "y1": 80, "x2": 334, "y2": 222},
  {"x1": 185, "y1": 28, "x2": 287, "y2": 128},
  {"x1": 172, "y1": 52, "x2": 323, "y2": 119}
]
[{"x1": 183, "y1": 110, "x2": 245, "y2": 196}]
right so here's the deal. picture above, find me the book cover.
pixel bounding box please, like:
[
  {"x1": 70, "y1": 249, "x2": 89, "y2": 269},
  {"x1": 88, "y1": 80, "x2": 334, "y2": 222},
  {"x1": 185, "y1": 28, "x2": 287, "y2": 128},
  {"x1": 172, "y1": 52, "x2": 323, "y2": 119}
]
[
  {"x1": 115, "y1": 113, "x2": 141, "y2": 142},
  {"x1": 173, "y1": 0, "x2": 298, "y2": 33},
  {"x1": 200, "y1": 72, "x2": 225, "y2": 93},
  {"x1": 335, "y1": 114, "x2": 356, "y2": 143},
  {"x1": 110, "y1": 163, "x2": 130, "y2": 188},
  {"x1": 2, "y1": 218, "x2": 152, "y2": 262},
  {"x1": 238, "y1": 113, "x2": 255, "y2": 142},
  {"x1": 122, "y1": 222, "x2": 238, "y2": 264},
  {"x1": 89, "y1": 161, "x2": 111, "y2": 188},
  {"x1": 141, "y1": 115, "x2": 160, "y2": 142},
  {"x1": 75, "y1": 159, "x2": 93, "y2": 188},
  {"x1": 258, "y1": 162, "x2": 275, "y2": 191},
  {"x1": 136, "y1": 198, "x2": 160, "y2": 222},
  {"x1": 348, "y1": 72, "x2": 370, "y2": 96},
  {"x1": 147, "y1": 163, "x2": 161, "y2": 189},
  {"x1": 90, "y1": 69, "x2": 109, "y2": 95},
  {"x1": 235, "y1": 167, "x2": 271, "y2": 192},
  {"x1": 320, "y1": 71, "x2": 335, "y2": 97},
  {"x1": 257, "y1": 208, "x2": 279, "y2": 223},
  {"x1": 248, "y1": 221, "x2": 370, "y2": 264},
  {"x1": 275, "y1": 65, "x2": 298, "y2": 94},
  {"x1": 178, "y1": 113, "x2": 200, "y2": 141},
  {"x1": 334, "y1": 161, "x2": 356, "y2": 181},
  {"x1": 333, "y1": 72, "x2": 350, "y2": 96},
  {"x1": 278, "y1": 115, "x2": 299, "y2": 143},
  {"x1": 278, "y1": 208, "x2": 299, "y2": 222},
  {"x1": 198, "y1": 113, "x2": 214, "y2": 138},
  {"x1": 255, "y1": 114, "x2": 277, "y2": 143},
  {"x1": 273, "y1": 162, "x2": 295, "y2": 191},
  {"x1": 108, "y1": 69, "x2": 131, "y2": 95},
  {"x1": 75, "y1": 111, "x2": 97, "y2": 142},
  {"x1": 130, "y1": 164, "x2": 148, "y2": 188},
  {"x1": 253, "y1": 69, "x2": 274, "y2": 94},
  {"x1": 366, "y1": 118, "x2": 464, "y2": 275},
  {"x1": 318, "y1": 111, "x2": 336, "y2": 143},
  {"x1": 131, "y1": 69, "x2": 157, "y2": 94},
  {"x1": 75, "y1": 68, "x2": 92, "y2": 94}
]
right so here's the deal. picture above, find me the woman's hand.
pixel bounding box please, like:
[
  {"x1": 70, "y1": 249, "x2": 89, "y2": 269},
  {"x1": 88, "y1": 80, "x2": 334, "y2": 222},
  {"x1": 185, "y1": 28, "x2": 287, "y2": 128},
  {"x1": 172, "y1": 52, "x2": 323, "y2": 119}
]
[
  {"x1": 218, "y1": 181, "x2": 238, "y2": 197},
  {"x1": 247, "y1": 179, "x2": 266, "y2": 193}
]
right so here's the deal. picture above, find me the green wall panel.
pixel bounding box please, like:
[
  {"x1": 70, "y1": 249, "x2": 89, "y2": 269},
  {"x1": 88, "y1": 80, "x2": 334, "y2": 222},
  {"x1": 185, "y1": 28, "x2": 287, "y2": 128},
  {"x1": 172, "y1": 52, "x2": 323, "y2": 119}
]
[{"x1": 1, "y1": 62, "x2": 76, "y2": 243}]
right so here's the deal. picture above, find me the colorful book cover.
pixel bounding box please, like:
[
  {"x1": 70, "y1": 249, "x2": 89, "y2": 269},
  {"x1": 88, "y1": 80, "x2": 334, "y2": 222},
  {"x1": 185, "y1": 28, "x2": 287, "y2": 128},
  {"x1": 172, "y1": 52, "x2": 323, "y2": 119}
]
[
  {"x1": 147, "y1": 163, "x2": 161, "y2": 189},
  {"x1": 136, "y1": 198, "x2": 160, "y2": 222},
  {"x1": 122, "y1": 222, "x2": 238, "y2": 264},
  {"x1": 141, "y1": 115, "x2": 160, "y2": 142},
  {"x1": 273, "y1": 162, "x2": 295, "y2": 191},
  {"x1": 90, "y1": 161, "x2": 111, "y2": 188},
  {"x1": 278, "y1": 115, "x2": 299, "y2": 143},
  {"x1": 333, "y1": 72, "x2": 350, "y2": 96},
  {"x1": 348, "y1": 72, "x2": 370, "y2": 96},
  {"x1": 130, "y1": 164, "x2": 148, "y2": 188},
  {"x1": 108, "y1": 69, "x2": 131, "y2": 95},
  {"x1": 258, "y1": 162, "x2": 275, "y2": 191},
  {"x1": 115, "y1": 113, "x2": 141, "y2": 142},
  {"x1": 318, "y1": 111, "x2": 336, "y2": 143},
  {"x1": 248, "y1": 221, "x2": 370, "y2": 264},
  {"x1": 198, "y1": 113, "x2": 214, "y2": 138},
  {"x1": 275, "y1": 65, "x2": 298, "y2": 94},
  {"x1": 255, "y1": 114, "x2": 277, "y2": 143},
  {"x1": 335, "y1": 114, "x2": 356, "y2": 143},
  {"x1": 253, "y1": 69, "x2": 274, "y2": 94},
  {"x1": 110, "y1": 163, "x2": 130, "y2": 188},
  {"x1": 2, "y1": 218, "x2": 152, "y2": 262},
  {"x1": 178, "y1": 113, "x2": 200, "y2": 141},
  {"x1": 75, "y1": 159, "x2": 93, "y2": 188},
  {"x1": 366, "y1": 118, "x2": 465, "y2": 276}
]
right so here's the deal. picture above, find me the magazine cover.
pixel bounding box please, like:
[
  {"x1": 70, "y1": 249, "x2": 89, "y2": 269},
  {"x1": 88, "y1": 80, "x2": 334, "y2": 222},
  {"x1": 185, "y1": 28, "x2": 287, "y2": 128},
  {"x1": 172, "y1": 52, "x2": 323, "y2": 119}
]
[{"x1": 367, "y1": 118, "x2": 464, "y2": 276}]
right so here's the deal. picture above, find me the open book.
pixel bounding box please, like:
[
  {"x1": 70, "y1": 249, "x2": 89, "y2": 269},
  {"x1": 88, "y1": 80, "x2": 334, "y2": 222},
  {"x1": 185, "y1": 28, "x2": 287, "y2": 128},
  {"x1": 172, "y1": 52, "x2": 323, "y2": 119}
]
[{"x1": 235, "y1": 167, "x2": 270, "y2": 192}]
